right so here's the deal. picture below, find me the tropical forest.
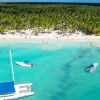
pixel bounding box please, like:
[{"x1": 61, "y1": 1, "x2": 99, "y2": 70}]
[{"x1": 0, "y1": 3, "x2": 100, "y2": 35}]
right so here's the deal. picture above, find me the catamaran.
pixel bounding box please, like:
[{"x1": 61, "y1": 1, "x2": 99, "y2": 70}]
[{"x1": 0, "y1": 50, "x2": 35, "y2": 100}]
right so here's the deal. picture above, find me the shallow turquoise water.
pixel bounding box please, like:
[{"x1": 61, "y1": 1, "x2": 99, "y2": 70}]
[{"x1": 0, "y1": 41, "x2": 100, "y2": 100}]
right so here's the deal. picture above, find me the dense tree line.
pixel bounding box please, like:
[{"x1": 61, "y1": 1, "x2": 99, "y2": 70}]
[{"x1": 0, "y1": 3, "x2": 100, "y2": 35}]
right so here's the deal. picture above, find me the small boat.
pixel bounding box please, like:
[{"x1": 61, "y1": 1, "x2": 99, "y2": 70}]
[
  {"x1": 16, "y1": 61, "x2": 33, "y2": 67},
  {"x1": 87, "y1": 63, "x2": 98, "y2": 72}
]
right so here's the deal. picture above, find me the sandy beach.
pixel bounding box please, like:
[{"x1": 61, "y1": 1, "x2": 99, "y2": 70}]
[
  {"x1": 0, "y1": 34, "x2": 100, "y2": 41},
  {"x1": 0, "y1": 29, "x2": 100, "y2": 43}
]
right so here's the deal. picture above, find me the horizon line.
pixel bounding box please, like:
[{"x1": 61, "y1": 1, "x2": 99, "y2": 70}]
[{"x1": 0, "y1": 2, "x2": 100, "y2": 3}]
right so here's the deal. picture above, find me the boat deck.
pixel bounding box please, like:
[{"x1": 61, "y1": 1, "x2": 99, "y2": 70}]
[{"x1": 0, "y1": 83, "x2": 35, "y2": 100}]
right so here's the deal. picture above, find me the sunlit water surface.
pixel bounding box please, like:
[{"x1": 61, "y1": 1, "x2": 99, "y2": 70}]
[{"x1": 0, "y1": 41, "x2": 100, "y2": 100}]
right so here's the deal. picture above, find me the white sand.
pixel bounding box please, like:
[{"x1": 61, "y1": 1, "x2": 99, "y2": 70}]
[{"x1": 0, "y1": 29, "x2": 100, "y2": 43}]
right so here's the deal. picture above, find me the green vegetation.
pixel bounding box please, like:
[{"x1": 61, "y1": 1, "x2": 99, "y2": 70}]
[{"x1": 0, "y1": 3, "x2": 100, "y2": 35}]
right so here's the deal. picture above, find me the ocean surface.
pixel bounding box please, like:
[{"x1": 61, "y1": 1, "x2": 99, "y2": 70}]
[{"x1": 0, "y1": 41, "x2": 100, "y2": 100}]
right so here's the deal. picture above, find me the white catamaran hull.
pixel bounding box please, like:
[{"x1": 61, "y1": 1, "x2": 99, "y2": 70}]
[
  {"x1": 16, "y1": 62, "x2": 32, "y2": 67},
  {"x1": 0, "y1": 92, "x2": 34, "y2": 100},
  {"x1": 0, "y1": 83, "x2": 35, "y2": 100}
]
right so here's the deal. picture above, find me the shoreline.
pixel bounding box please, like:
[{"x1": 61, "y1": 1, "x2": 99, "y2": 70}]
[
  {"x1": 0, "y1": 28, "x2": 99, "y2": 42},
  {"x1": 0, "y1": 35, "x2": 100, "y2": 50},
  {"x1": 0, "y1": 34, "x2": 100, "y2": 40},
  {"x1": 0, "y1": 35, "x2": 100, "y2": 44}
]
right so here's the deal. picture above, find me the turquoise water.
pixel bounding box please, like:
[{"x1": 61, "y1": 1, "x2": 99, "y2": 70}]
[{"x1": 0, "y1": 41, "x2": 100, "y2": 100}]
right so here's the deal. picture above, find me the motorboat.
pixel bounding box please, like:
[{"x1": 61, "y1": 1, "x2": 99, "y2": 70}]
[
  {"x1": 16, "y1": 61, "x2": 33, "y2": 67},
  {"x1": 87, "y1": 63, "x2": 98, "y2": 72}
]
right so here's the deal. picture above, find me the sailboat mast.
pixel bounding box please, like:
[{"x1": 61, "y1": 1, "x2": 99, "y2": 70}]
[{"x1": 9, "y1": 50, "x2": 15, "y2": 83}]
